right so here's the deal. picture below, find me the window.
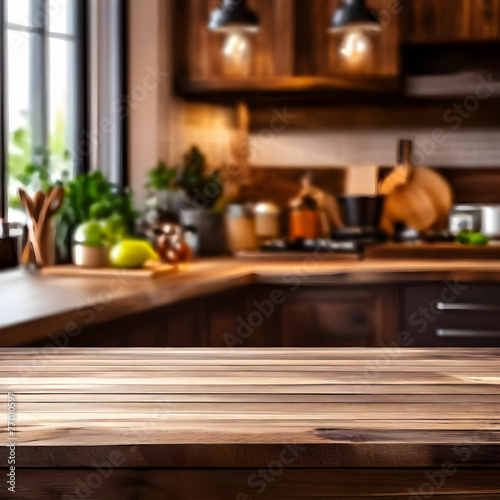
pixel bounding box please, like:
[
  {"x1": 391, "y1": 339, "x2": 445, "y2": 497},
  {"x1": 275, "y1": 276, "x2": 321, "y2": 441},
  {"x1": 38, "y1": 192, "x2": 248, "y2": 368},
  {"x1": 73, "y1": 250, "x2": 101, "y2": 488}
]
[{"x1": 3, "y1": 0, "x2": 86, "y2": 222}]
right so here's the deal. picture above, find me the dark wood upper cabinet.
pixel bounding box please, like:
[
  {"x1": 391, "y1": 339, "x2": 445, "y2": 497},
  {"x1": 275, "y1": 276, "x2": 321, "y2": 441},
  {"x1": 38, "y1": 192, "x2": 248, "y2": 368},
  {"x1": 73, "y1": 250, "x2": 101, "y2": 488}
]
[
  {"x1": 294, "y1": 0, "x2": 400, "y2": 79},
  {"x1": 173, "y1": 0, "x2": 500, "y2": 98},
  {"x1": 173, "y1": 0, "x2": 402, "y2": 96},
  {"x1": 401, "y1": 0, "x2": 500, "y2": 44},
  {"x1": 174, "y1": 0, "x2": 294, "y2": 81}
]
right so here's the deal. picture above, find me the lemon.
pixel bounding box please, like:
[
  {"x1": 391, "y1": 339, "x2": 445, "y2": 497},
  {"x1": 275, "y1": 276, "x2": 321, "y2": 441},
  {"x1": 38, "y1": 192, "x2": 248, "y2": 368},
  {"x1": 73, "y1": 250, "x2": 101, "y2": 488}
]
[{"x1": 109, "y1": 240, "x2": 158, "y2": 268}]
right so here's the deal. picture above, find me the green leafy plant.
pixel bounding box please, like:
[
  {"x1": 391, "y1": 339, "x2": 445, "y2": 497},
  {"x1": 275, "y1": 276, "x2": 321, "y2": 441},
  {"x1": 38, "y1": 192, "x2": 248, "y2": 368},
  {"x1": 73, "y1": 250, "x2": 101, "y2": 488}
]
[
  {"x1": 145, "y1": 160, "x2": 178, "y2": 191},
  {"x1": 178, "y1": 146, "x2": 223, "y2": 211},
  {"x1": 56, "y1": 171, "x2": 138, "y2": 253}
]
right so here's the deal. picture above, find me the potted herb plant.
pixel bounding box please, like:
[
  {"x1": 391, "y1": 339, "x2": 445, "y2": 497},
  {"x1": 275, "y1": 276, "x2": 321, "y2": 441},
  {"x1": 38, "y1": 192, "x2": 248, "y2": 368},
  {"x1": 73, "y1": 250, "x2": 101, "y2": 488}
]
[
  {"x1": 57, "y1": 171, "x2": 138, "y2": 265},
  {"x1": 177, "y1": 146, "x2": 227, "y2": 256},
  {"x1": 144, "y1": 160, "x2": 178, "y2": 213}
]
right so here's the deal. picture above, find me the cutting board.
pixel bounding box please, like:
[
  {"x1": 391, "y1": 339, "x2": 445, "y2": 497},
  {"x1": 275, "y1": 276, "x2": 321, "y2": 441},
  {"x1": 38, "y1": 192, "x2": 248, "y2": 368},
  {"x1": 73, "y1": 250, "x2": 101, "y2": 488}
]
[
  {"x1": 365, "y1": 242, "x2": 500, "y2": 260},
  {"x1": 40, "y1": 262, "x2": 177, "y2": 279}
]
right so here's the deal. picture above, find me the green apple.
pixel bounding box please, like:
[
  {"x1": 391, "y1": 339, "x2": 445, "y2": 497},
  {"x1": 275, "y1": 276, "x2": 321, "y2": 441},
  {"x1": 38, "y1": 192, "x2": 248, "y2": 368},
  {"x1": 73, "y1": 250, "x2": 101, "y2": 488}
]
[
  {"x1": 100, "y1": 215, "x2": 129, "y2": 245},
  {"x1": 73, "y1": 221, "x2": 107, "y2": 247}
]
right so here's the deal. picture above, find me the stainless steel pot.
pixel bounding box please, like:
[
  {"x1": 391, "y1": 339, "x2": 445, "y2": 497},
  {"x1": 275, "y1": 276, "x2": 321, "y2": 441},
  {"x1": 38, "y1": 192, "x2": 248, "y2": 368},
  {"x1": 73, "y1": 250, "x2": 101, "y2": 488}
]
[
  {"x1": 450, "y1": 204, "x2": 500, "y2": 239},
  {"x1": 482, "y1": 206, "x2": 500, "y2": 238}
]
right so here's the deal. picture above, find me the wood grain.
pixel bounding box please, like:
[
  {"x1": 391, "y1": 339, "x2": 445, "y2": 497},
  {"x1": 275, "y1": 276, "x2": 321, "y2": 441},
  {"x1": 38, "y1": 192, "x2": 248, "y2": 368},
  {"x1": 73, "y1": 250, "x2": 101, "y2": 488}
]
[
  {"x1": 174, "y1": 0, "x2": 401, "y2": 96},
  {"x1": 1, "y1": 348, "x2": 499, "y2": 464},
  {"x1": 295, "y1": 0, "x2": 400, "y2": 78},
  {"x1": 365, "y1": 243, "x2": 500, "y2": 260},
  {"x1": 249, "y1": 102, "x2": 500, "y2": 130},
  {"x1": 401, "y1": 0, "x2": 500, "y2": 43},
  {"x1": 8, "y1": 469, "x2": 500, "y2": 499},
  {"x1": 178, "y1": 0, "x2": 294, "y2": 81},
  {"x1": 240, "y1": 167, "x2": 346, "y2": 206},
  {"x1": 40, "y1": 263, "x2": 177, "y2": 279},
  {"x1": 1, "y1": 348, "x2": 499, "y2": 497}
]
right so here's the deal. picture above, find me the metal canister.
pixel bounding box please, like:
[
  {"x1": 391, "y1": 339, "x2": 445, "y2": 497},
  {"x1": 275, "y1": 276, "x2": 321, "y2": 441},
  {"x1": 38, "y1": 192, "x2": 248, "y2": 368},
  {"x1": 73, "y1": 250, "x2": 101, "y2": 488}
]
[{"x1": 254, "y1": 202, "x2": 281, "y2": 242}]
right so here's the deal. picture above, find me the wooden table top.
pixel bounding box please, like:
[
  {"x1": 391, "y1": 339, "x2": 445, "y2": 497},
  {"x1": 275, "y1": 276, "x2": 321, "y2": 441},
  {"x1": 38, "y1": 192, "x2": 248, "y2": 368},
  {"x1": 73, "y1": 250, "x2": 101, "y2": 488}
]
[{"x1": 2, "y1": 347, "x2": 499, "y2": 469}]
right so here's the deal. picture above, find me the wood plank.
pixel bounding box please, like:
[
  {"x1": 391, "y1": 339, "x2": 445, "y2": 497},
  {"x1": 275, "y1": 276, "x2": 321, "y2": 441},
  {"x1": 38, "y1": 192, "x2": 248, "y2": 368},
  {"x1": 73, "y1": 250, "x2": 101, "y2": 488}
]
[
  {"x1": 40, "y1": 263, "x2": 177, "y2": 279},
  {"x1": 366, "y1": 243, "x2": 500, "y2": 261},
  {"x1": 4, "y1": 442, "x2": 500, "y2": 469},
  {"x1": 1, "y1": 348, "x2": 498, "y2": 473},
  {"x1": 7, "y1": 469, "x2": 500, "y2": 499},
  {"x1": 402, "y1": 0, "x2": 500, "y2": 43},
  {"x1": 178, "y1": 75, "x2": 400, "y2": 95},
  {"x1": 11, "y1": 393, "x2": 500, "y2": 404},
  {"x1": 14, "y1": 402, "x2": 499, "y2": 419},
  {"x1": 294, "y1": 0, "x2": 400, "y2": 79},
  {"x1": 5, "y1": 346, "x2": 500, "y2": 357},
  {"x1": 5, "y1": 370, "x2": 500, "y2": 383}
]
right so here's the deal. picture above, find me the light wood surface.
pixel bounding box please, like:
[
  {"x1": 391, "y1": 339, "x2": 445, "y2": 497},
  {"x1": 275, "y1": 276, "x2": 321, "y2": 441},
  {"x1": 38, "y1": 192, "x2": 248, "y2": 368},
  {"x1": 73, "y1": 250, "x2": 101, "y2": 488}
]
[
  {"x1": 40, "y1": 262, "x2": 177, "y2": 279},
  {"x1": 4, "y1": 258, "x2": 500, "y2": 345},
  {"x1": 1, "y1": 348, "x2": 499, "y2": 465},
  {"x1": 1, "y1": 347, "x2": 499, "y2": 498}
]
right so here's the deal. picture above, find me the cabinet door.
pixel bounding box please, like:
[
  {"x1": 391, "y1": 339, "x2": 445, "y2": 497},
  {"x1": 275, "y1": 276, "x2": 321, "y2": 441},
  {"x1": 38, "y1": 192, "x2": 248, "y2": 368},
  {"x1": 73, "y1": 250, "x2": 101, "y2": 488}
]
[
  {"x1": 280, "y1": 287, "x2": 393, "y2": 347},
  {"x1": 174, "y1": 0, "x2": 294, "y2": 82},
  {"x1": 401, "y1": 0, "x2": 500, "y2": 43},
  {"x1": 294, "y1": 0, "x2": 400, "y2": 78},
  {"x1": 65, "y1": 300, "x2": 206, "y2": 348},
  {"x1": 403, "y1": 283, "x2": 500, "y2": 347},
  {"x1": 174, "y1": 0, "x2": 400, "y2": 90},
  {"x1": 206, "y1": 286, "x2": 275, "y2": 347}
]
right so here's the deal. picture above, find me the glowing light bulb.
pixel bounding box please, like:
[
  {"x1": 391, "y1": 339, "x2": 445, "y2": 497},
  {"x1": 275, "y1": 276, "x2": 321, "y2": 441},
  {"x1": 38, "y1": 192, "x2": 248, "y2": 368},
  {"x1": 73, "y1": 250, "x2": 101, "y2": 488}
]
[
  {"x1": 339, "y1": 30, "x2": 370, "y2": 60},
  {"x1": 222, "y1": 32, "x2": 252, "y2": 77}
]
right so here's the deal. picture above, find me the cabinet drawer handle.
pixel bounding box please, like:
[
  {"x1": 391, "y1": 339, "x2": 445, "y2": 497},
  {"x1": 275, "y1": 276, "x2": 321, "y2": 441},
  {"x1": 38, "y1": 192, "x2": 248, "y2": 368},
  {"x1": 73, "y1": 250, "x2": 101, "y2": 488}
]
[
  {"x1": 436, "y1": 328, "x2": 500, "y2": 339},
  {"x1": 437, "y1": 302, "x2": 500, "y2": 312}
]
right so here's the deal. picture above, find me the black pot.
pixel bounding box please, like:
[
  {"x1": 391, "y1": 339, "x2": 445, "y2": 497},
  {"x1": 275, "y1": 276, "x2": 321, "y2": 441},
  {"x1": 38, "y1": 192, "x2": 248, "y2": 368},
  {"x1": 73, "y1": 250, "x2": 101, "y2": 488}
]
[
  {"x1": 0, "y1": 223, "x2": 22, "y2": 270},
  {"x1": 179, "y1": 209, "x2": 227, "y2": 256},
  {"x1": 338, "y1": 195, "x2": 385, "y2": 229}
]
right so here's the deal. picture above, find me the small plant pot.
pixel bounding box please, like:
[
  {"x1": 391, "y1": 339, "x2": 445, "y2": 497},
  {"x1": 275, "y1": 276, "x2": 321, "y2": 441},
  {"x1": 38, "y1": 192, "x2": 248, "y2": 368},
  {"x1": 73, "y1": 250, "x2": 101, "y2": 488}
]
[{"x1": 72, "y1": 245, "x2": 110, "y2": 268}]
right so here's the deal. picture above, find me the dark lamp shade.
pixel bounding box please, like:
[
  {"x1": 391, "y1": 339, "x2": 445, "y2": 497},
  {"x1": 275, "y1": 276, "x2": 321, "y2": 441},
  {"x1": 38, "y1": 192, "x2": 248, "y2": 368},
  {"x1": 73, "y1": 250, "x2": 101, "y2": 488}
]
[
  {"x1": 208, "y1": 0, "x2": 260, "y2": 33},
  {"x1": 329, "y1": 0, "x2": 381, "y2": 34}
]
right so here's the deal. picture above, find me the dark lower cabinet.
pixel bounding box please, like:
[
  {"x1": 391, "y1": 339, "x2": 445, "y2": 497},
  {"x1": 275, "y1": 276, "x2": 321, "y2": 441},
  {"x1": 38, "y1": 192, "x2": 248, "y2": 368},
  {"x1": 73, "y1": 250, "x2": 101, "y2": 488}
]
[
  {"x1": 29, "y1": 281, "x2": 500, "y2": 348},
  {"x1": 206, "y1": 286, "x2": 276, "y2": 347},
  {"x1": 402, "y1": 282, "x2": 500, "y2": 347},
  {"x1": 44, "y1": 298, "x2": 210, "y2": 348},
  {"x1": 279, "y1": 287, "x2": 395, "y2": 347},
  {"x1": 204, "y1": 285, "x2": 399, "y2": 348}
]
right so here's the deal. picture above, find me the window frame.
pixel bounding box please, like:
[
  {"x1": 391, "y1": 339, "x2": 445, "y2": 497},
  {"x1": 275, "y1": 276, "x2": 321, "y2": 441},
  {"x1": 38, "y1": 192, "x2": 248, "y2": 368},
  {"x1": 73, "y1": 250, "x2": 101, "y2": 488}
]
[
  {"x1": 1, "y1": 0, "x2": 90, "y2": 221},
  {"x1": 0, "y1": 0, "x2": 7, "y2": 220},
  {"x1": 0, "y1": 0, "x2": 129, "y2": 222}
]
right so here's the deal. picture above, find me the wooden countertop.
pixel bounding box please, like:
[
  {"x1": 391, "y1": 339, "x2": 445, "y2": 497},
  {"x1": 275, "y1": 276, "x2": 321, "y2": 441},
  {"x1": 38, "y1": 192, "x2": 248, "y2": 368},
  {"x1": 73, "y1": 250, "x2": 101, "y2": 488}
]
[
  {"x1": 3, "y1": 258, "x2": 500, "y2": 345},
  {"x1": 2, "y1": 348, "x2": 499, "y2": 498}
]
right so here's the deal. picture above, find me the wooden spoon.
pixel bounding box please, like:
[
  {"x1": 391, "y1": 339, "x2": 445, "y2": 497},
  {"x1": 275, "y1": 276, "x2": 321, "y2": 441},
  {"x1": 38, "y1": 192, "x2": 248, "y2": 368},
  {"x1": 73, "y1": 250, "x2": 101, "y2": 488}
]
[
  {"x1": 27, "y1": 221, "x2": 44, "y2": 266},
  {"x1": 37, "y1": 187, "x2": 65, "y2": 266},
  {"x1": 33, "y1": 191, "x2": 46, "y2": 223},
  {"x1": 18, "y1": 189, "x2": 41, "y2": 265},
  {"x1": 38, "y1": 187, "x2": 64, "y2": 233},
  {"x1": 18, "y1": 189, "x2": 37, "y2": 223}
]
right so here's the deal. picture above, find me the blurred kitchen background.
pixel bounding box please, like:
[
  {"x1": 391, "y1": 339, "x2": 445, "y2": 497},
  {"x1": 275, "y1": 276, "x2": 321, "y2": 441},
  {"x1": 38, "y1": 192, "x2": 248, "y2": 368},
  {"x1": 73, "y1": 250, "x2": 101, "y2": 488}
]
[{"x1": 2, "y1": 0, "x2": 500, "y2": 267}]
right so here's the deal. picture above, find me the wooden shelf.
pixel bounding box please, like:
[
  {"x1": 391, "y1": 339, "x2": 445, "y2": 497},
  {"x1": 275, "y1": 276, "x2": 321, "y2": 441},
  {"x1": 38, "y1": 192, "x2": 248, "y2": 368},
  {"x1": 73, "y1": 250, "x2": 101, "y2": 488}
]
[{"x1": 177, "y1": 76, "x2": 401, "y2": 97}]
